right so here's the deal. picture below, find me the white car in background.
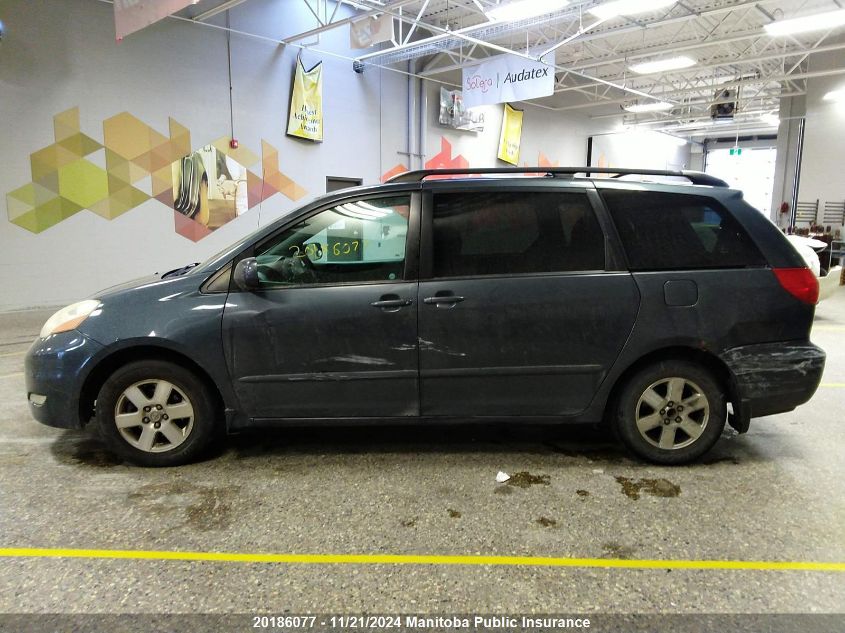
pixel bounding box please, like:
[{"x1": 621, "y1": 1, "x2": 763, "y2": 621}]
[{"x1": 786, "y1": 235, "x2": 842, "y2": 302}]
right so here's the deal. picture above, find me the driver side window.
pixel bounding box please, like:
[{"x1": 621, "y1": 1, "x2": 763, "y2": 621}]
[{"x1": 254, "y1": 195, "x2": 410, "y2": 287}]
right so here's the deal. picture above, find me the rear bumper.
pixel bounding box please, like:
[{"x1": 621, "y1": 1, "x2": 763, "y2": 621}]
[
  {"x1": 721, "y1": 341, "x2": 825, "y2": 418},
  {"x1": 24, "y1": 331, "x2": 105, "y2": 429}
]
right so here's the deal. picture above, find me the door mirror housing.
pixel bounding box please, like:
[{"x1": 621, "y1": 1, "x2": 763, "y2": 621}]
[{"x1": 233, "y1": 257, "x2": 260, "y2": 291}]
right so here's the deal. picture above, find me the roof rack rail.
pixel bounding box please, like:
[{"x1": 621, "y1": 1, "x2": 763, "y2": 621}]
[{"x1": 386, "y1": 167, "x2": 729, "y2": 188}]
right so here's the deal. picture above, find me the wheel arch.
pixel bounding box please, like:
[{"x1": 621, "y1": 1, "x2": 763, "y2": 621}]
[
  {"x1": 79, "y1": 345, "x2": 226, "y2": 428},
  {"x1": 602, "y1": 346, "x2": 738, "y2": 424}
]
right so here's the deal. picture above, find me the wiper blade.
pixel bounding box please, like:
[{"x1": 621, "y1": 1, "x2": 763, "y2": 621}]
[{"x1": 161, "y1": 262, "x2": 200, "y2": 279}]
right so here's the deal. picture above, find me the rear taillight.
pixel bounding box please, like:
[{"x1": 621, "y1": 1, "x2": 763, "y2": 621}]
[{"x1": 773, "y1": 268, "x2": 819, "y2": 305}]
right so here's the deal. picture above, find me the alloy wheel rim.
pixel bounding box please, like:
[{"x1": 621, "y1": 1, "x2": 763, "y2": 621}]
[
  {"x1": 113, "y1": 379, "x2": 194, "y2": 453},
  {"x1": 634, "y1": 377, "x2": 710, "y2": 450}
]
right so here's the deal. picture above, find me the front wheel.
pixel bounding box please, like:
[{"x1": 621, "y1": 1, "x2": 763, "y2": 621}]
[
  {"x1": 95, "y1": 360, "x2": 217, "y2": 467},
  {"x1": 614, "y1": 360, "x2": 726, "y2": 464}
]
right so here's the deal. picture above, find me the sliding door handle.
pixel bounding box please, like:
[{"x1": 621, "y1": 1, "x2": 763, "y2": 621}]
[{"x1": 423, "y1": 295, "x2": 465, "y2": 305}]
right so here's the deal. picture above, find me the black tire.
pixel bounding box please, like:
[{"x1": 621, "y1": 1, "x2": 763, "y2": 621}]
[
  {"x1": 95, "y1": 360, "x2": 218, "y2": 467},
  {"x1": 614, "y1": 360, "x2": 726, "y2": 465}
]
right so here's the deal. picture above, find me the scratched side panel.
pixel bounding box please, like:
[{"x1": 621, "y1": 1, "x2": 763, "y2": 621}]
[
  {"x1": 222, "y1": 283, "x2": 420, "y2": 419},
  {"x1": 417, "y1": 273, "x2": 640, "y2": 416}
]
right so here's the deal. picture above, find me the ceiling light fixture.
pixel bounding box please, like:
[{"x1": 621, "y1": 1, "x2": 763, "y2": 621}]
[
  {"x1": 623, "y1": 101, "x2": 674, "y2": 113},
  {"x1": 629, "y1": 56, "x2": 696, "y2": 74},
  {"x1": 589, "y1": 0, "x2": 676, "y2": 20},
  {"x1": 764, "y1": 9, "x2": 845, "y2": 36},
  {"x1": 487, "y1": 0, "x2": 570, "y2": 22},
  {"x1": 823, "y1": 88, "x2": 845, "y2": 102}
]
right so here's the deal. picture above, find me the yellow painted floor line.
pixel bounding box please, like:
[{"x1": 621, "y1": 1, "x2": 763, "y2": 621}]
[
  {"x1": 0, "y1": 547, "x2": 842, "y2": 572},
  {"x1": 0, "y1": 372, "x2": 23, "y2": 380},
  {"x1": 813, "y1": 325, "x2": 845, "y2": 331},
  {"x1": 820, "y1": 383, "x2": 845, "y2": 387}
]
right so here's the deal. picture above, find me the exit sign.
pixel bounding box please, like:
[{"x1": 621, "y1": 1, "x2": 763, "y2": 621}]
[{"x1": 729, "y1": 147, "x2": 743, "y2": 155}]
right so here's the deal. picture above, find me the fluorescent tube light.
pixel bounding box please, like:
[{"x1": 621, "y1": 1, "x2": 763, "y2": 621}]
[
  {"x1": 624, "y1": 101, "x2": 673, "y2": 113},
  {"x1": 629, "y1": 56, "x2": 696, "y2": 74},
  {"x1": 589, "y1": 0, "x2": 676, "y2": 20},
  {"x1": 823, "y1": 88, "x2": 845, "y2": 102},
  {"x1": 487, "y1": 0, "x2": 569, "y2": 22},
  {"x1": 764, "y1": 9, "x2": 845, "y2": 36}
]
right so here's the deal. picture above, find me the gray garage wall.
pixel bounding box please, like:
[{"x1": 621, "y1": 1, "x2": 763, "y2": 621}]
[
  {"x1": 0, "y1": 0, "x2": 608, "y2": 311},
  {"x1": 796, "y1": 48, "x2": 845, "y2": 228}
]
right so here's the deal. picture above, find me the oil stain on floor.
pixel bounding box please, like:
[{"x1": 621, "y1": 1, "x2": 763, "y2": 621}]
[
  {"x1": 615, "y1": 476, "x2": 680, "y2": 500},
  {"x1": 602, "y1": 542, "x2": 636, "y2": 558},
  {"x1": 56, "y1": 437, "x2": 124, "y2": 468},
  {"x1": 506, "y1": 472, "x2": 551, "y2": 488},
  {"x1": 127, "y1": 481, "x2": 241, "y2": 531}
]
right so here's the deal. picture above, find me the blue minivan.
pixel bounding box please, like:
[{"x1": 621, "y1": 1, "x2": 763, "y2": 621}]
[{"x1": 25, "y1": 167, "x2": 825, "y2": 466}]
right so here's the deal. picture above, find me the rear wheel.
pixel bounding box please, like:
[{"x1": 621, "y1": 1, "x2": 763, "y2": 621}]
[
  {"x1": 96, "y1": 360, "x2": 217, "y2": 467},
  {"x1": 614, "y1": 360, "x2": 726, "y2": 464}
]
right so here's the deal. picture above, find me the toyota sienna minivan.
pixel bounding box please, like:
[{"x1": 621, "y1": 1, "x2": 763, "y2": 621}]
[{"x1": 25, "y1": 167, "x2": 825, "y2": 466}]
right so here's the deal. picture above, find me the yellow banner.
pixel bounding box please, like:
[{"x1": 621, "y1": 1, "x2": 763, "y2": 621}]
[
  {"x1": 497, "y1": 103, "x2": 523, "y2": 165},
  {"x1": 287, "y1": 57, "x2": 323, "y2": 142}
]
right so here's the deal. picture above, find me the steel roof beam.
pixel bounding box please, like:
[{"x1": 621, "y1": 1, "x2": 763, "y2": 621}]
[
  {"x1": 281, "y1": 0, "x2": 419, "y2": 44},
  {"x1": 192, "y1": 0, "x2": 252, "y2": 21},
  {"x1": 417, "y1": 0, "x2": 790, "y2": 78},
  {"x1": 553, "y1": 41, "x2": 845, "y2": 96},
  {"x1": 547, "y1": 66, "x2": 845, "y2": 111}
]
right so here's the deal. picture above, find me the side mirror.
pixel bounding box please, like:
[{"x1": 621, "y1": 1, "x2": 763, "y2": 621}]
[{"x1": 233, "y1": 257, "x2": 260, "y2": 291}]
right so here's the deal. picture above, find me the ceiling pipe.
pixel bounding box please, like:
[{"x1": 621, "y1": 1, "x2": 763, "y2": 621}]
[
  {"x1": 418, "y1": 0, "x2": 790, "y2": 78},
  {"x1": 282, "y1": 0, "x2": 419, "y2": 44},
  {"x1": 354, "y1": 3, "x2": 675, "y2": 104},
  {"x1": 193, "y1": 0, "x2": 251, "y2": 22}
]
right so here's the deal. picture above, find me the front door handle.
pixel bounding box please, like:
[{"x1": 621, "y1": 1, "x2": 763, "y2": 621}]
[
  {"x1": 371, "y1": 297, "x2": 413, "y2": 309},
  {"x1": 423, "y1": 295, "x2": 465, "y2": 305}
]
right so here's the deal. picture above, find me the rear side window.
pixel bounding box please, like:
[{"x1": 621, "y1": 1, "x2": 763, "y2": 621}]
[
  {"x1": 431, "y1": 191, "x2": 605, "y2": 278},
  {"x1": 601, "y1": 190, "x2": 766, "y2": 271}
]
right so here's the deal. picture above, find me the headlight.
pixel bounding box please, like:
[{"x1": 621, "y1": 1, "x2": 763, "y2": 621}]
[{"x1": 40, "y1": 300, "x2": 101, "y2": 338}]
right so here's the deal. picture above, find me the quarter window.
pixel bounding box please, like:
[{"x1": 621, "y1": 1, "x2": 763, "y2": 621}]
[
  {"x1": 431, "y1": 191, "x2": 605, "y2": 278},
  {"x1": 254, "y1": 196, "x2": 410, "y2": 286},
  {"x1": 601, "y1": 190, "x2": 766, "y2": 271}
]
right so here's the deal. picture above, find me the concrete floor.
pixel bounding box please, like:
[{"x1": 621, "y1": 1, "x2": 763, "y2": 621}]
[{"x1": 0, "y1": 293, "x2": 843, "y2": 616}]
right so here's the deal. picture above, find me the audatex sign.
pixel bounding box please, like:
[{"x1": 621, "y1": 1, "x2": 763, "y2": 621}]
[{"x1": 461, "y1": 54, "x2": 555, "y2": 108}]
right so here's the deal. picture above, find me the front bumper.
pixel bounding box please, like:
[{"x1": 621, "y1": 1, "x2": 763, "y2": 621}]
[
  {"x1": 24, "y1": 331, "x2": 105, "y2": 429},
  {"x1": 721, "y1": 340, "x2": 826, "y2": 419}
]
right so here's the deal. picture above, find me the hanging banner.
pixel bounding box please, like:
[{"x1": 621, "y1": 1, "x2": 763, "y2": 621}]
[
  {"x1": 350, "y1": 14, "x2": 394, "y2": 49},
  {"x1": 113, "y1": 0, "x2": 195, "y2": 40},
  {"x1": 438, "y1": 88, "x2": 485, "y2": 133},
  {"x1": 462, "y1": 53, "x2": 554, "y2": 108},
  {"x1": 497, "y1": 104, "x2": 523, "y2": 166},
  {"x1": 287, "y1": 57, "x2": 324, "y2": 142}
]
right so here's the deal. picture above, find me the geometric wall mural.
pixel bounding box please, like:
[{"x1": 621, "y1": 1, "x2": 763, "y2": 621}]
[
  {"x1": 378, "y1": 141, "x2": 558, "y2": 183},
  {"x1": 6, "y1": 107, "x2": 307, "y2": 241},
  {"x1": 380, "y1": 162, "x2": 408, "y2": 183},
  {"x1": 537, "y1": 152, "x2": 559, "y2": 168},
  {"x1": 424, "y1": 137, "x2": 470, "y2": 171},
  {"x1": 380, "y1": 136, "x2": 471, "y2": 183}
]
